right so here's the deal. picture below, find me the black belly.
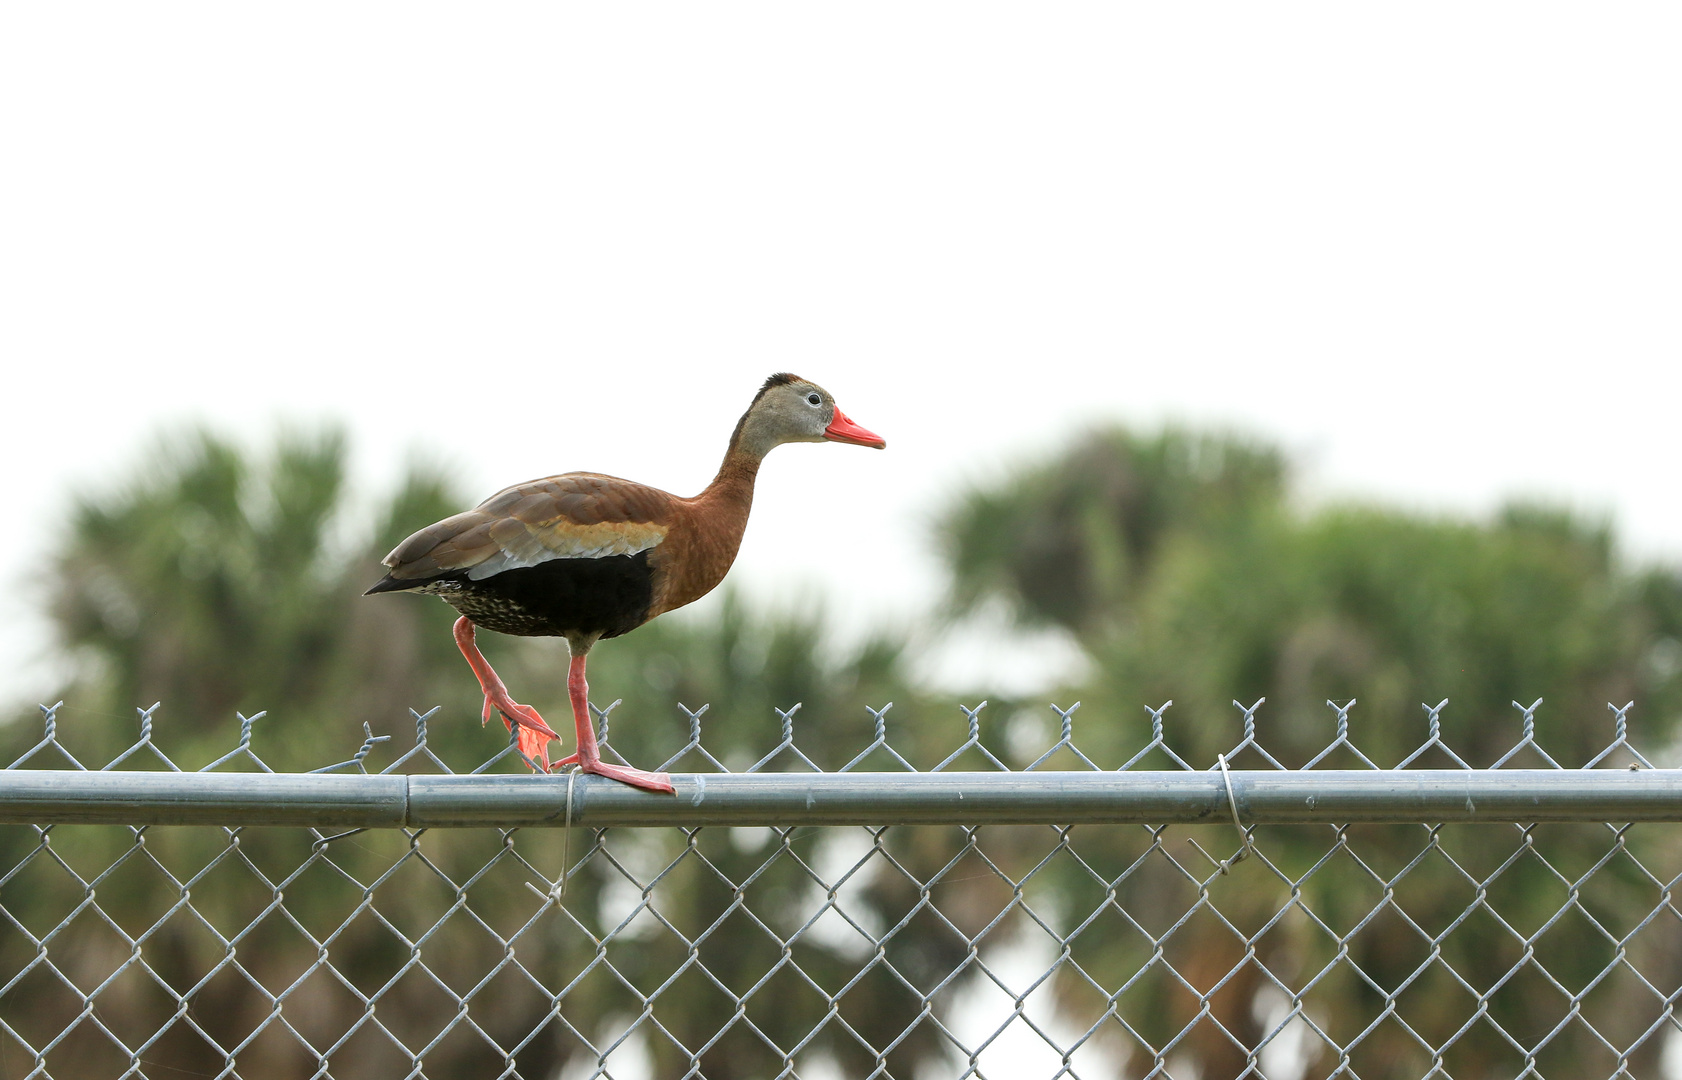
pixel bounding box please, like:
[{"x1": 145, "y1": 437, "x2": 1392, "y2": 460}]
[{"x1": 423, "y1": 552, "x2": 655, "y2": 639}]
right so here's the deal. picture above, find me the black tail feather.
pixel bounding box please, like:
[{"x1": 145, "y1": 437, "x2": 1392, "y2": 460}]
[{"x1": 363, "y1": 574, "x2": 421, "y2": 596}]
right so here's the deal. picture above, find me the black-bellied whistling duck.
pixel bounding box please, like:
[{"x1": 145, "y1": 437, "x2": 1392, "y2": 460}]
[{"x1": 365, "y1": 374, "x2": 885, "y2": 793}]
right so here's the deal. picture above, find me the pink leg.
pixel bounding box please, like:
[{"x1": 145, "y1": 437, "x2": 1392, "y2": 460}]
[
  {"x1": 556, "y1": 650, "x2": 674, "y2": 794},
  {"x1": 453, "y1": 617, "x2": 561, "y2": 772}
]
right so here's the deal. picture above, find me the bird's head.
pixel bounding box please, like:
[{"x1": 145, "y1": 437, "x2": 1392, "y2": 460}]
[{"x1": 731, "y1": 373, "x2": 886, "y2": 458}]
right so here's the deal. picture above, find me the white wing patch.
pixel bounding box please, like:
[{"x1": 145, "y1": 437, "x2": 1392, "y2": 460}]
[{"x1": 466, "y1": 520, "x2": 668, "y2": 580}]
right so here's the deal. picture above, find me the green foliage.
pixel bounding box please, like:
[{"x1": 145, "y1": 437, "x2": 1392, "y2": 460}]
[
  {"x1": 939, "y1": 428, "x2": 1682, "y2": 765},
  {"x1": 938, "y1": 426, "x2": 1285, "y2": 636},
  {"x1": 1090, "y1": 503, "x2": 1682, "y2": 767},
  {"x1": 935, "y1": 424, "x2": 1682, "y2": 1077}
]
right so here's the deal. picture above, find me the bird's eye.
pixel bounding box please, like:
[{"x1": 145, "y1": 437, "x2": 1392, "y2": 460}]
[{"x1": 806, "y1": 392, "x2": 822, "y2": 407}]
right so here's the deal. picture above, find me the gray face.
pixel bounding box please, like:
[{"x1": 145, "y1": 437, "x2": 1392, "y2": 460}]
[
  {"x1": 738, "y1": 379, "x2": 836, "y2": 455},
  {"x1": 776, "y1": 380, "x2": 836, "y2": 440}
]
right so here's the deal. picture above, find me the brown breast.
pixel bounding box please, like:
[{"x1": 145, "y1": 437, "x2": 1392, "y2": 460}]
[{"x1": 647, "y1": 478, "x2": 754, "y2": 617}]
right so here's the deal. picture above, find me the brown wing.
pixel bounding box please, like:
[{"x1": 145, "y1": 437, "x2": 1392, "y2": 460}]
[{"x1": 376, "y1": 472, "x2": 675, "y2": 585}]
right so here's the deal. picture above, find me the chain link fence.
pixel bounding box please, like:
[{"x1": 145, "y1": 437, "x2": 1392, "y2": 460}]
[{"x1": 2, "y1": 696, "x2": 1681, "y2": 1079}]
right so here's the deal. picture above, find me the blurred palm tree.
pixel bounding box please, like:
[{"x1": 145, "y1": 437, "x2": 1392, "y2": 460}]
[
  {"x1": 935, "y1": 425, "x2": 1682, "y2": 1078},
  {"x1": 939, "y1": 426, "x2": 1286, "y2": 638},
  {"x1": 46, "y1": 425, "x2": 472, "y2": 767}
]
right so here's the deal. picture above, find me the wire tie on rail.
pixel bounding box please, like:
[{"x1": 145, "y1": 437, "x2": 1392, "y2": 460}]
[
  {"x1": 559, "y1": 767, "x2": 578, "y2": 900},
  {"x1": 1217, "y1": 753, "x2": 1249, "y2": 873}
]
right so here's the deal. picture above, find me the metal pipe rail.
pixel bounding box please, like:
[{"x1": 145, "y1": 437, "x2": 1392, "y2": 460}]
[{"x1": 2, "y1": 769, "x2": 1680, "y2": 828}]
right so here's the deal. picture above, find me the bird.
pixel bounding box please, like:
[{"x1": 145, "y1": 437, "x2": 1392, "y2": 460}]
[{"x1": 365, "y1": 373, "x2": 885, "y2": 793}]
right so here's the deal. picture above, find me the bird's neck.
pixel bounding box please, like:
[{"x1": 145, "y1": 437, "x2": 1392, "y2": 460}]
[
  {"x1": 652, "y1": 447, "x2": 761, "y2": 617},
  {"x1": 697, "y1": 446, "x2": 762, "y2": 520}
]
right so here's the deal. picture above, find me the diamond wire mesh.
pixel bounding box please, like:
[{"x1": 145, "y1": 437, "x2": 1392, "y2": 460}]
[{"x1": 1, "y1": 698, "x2": 1680, "y2": 1079}]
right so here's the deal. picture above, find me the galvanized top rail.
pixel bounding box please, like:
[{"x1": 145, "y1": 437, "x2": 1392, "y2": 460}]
[{"x1": 2, "y1": 769, "x2": 1680, "y2": 828}]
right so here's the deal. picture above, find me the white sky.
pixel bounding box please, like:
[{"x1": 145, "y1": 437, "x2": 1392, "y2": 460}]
[{"x1": 3, "y1": 5, "x2": 1680, "y2": 705}]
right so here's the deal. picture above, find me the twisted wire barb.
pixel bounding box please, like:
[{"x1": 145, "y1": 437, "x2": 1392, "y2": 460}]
[{"x1": 933, "y1": 702, "x2": 1008, "y2": 772}]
